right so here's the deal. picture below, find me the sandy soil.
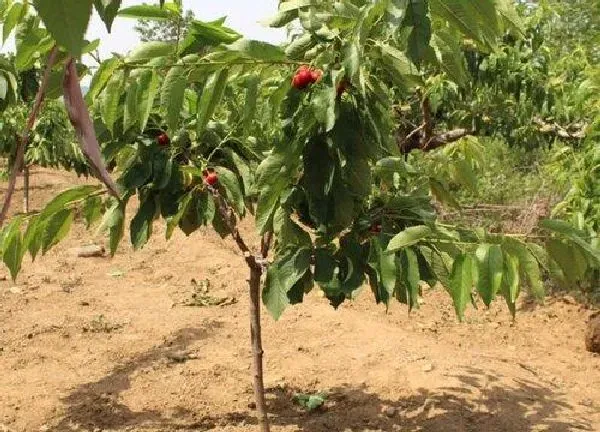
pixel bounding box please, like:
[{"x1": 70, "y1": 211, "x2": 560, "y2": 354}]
[{"x1": 1, "y1": 169, "x2": 599, "y2": 432}]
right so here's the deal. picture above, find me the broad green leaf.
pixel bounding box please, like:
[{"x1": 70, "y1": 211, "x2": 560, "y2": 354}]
[
  {"x1": 23, "y1": 215, "x2": 42, "y2": 261},
  {"x1": 546, "y1": 239, "x2": 588, "y2": 284},
  {"x1": 33, "y1": 0, "x2": 93, "y2": 56},
  {"x1": 101, "y1": 70, "x2": 125, "y2": 134},
  {"x1": 242, "y1": 75, "x2": 259, "y2": 135},
  {"x1": 196, "y1": 69, "x2": 229, "y2": 136},
  {"x1": 99, "y1": 200, "x2": 126, "y2": 256},
  {"x1": 429, "y1": 177, "x2": 460, "y2": 208},
  {"x1": 449, "y1": 253, "x2": 475, "y2": 321},
  {"x1": 118, "y1": 4, "x2": 173, "y2": 20},
  {"x1": 126, "y1": 41, "x2": 175, "y2": 63},
  {"x1": 227, "y1": 39, "x2": 286, "y2": 61},
  {"x1": 387, "y1": 225, "x2": 432, "y2": 252},
  {"x1": 40, "y1": 185, "x2": 101, "y2": 219},
  {"x1": 123, "y1": 78, "x2": 138, "y2": 131},
  {"x1": 401, "y1": 247, "x2": 421, "y2": 311},
  {"x1": 263, "y1": 247, "x2": 312, "y2": 320},
  {"x1": 130, "y1": 195, "x2": 156, "y2": 250},
  {"x1": 2, "y1": 217, "x2": 23, "y2": 281},
  {"x1": 83, "y1": 195, "x2": 103, "y2": 228},
  {"x1": 503, "y1": 238, "x2": 544, "y2": 301},
  {"x1": 93, "y1": 0, "x2": 121, "y2": 32},
  {"x1": 166, "y1": 191, "x2": 193, "y2": 240},
  {"x1": 41, "y1": 209, "x2": 74, "y2": 255},
  {"x1": 263, "y1": 9, "x2": 297, "y2": 28},
  {"x1": 285, "y1": 33, "x2": 315, "y2": 59},
  {"x1": 85, "y1": 57, "x2": 121, "y2": 105},
  {"x1": 3, "y1": 2, "x2": 24, "y2": 43},
  {"x1": 215, "y1": 166, "x2": 245, "y2": 216},
  {"x1": 368, "y1": 237, "x2": 397, "y2": 306},
  {"x1": 137, "y1": 69, "x2": 160, "y2": 132},
  {"x1": 161, "y1": 65, "x2": 186, "y2": 132},
  {"x1": 475, "y1": 244, "x2": 503, "y2": 307},
  {"x1": 501, "y1": 253, "x2": 520, "y2": 318},
  {"x1": 540, "y1": 219, "x2": 600, "y2": 264}
]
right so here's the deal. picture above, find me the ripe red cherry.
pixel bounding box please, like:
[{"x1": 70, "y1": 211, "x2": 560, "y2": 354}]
[
  {"x1": 205, "y1": 172, "x2": 218, "y2": 186},
  {"x1": 310, "y1": 68, "x2": 323, "y2": 83},
  {"x1": 292, "y1": 65, "x2": 314, "y2": 90},
  {"x1": 157, "y1": 133, "x2": 170, "y2": 147}
]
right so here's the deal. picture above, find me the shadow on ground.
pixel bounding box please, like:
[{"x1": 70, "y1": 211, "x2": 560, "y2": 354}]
[{"x1": 50, "y1": 332, "x2": 593, "y2": 432}]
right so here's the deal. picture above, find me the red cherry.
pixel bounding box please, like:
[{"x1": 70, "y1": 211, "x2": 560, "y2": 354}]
[
  {"x1": 157, "y1": 133, "x2": 170, "y2": 147},
  {"x1": 205, "y1": 172, "x2": 218, "y2": 186},
  {"x1": 292, "y1": 65, "x2": 314, "y2": 90},
  {"x1": 310, "y1": 68, "x2": 323, "y2": 83}
]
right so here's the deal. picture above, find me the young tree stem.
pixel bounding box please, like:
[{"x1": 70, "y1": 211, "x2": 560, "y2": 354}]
[
  {"x1": 0, "y1": 46, "x2": 58, "y2": 226},
  {"x1": 209, "y1": 184, "x2": 271, "y2": 431}
]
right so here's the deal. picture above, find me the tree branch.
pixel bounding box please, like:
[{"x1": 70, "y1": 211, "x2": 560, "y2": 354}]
[
  {"x1": 0, "y1": 46, "x2": 59, "y2": 226},
  {"x1": 207, "y1": 184, "x2": 258, "y2": 269}
]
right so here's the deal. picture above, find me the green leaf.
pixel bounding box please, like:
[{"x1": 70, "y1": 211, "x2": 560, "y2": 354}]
[
  {"x1": 243, "y1": 75, "x2": 259, "y2": 135},
  {"x1": 215, "y1": 166, "x2": 245, "y2": 216},
  {"x1": 401, "y1": 247, "x2": 421, "y2": 311},
  {"x1": 452, "y1": 158, "x2": 477, "y2": 190},
  {"x1": 501, "y1": 253, "x2": 520, "y2": 318},
  {"x1": 227, "y1": 39, "x2": 286, "y2": 61},
  {"x1": 99, "y1": 200, "x2": 126, "y2": 256},
  {"x1": 448, "y1": 253, "x2": 475, "y2": 321},
  {"x1": 262, "y1": 247, "x2": 312, "y2": 320},
  {"x1": 160, "y1": 65, "x2": 186, "y2": 132},
  {"x1": 546, "y1": 239, "x2": 588, "y2": 284},
  {"x1": 540, "y1": 219, "x2": 600, "y2": 264},
  {"x1": 475, "y1": 244, "x2": 503, "y2": 307},
  {"x1": 137, "y1": 69, "x2": 160, "y2": 132},
  {"x1": 387, "y1": 225, "x2": 432, "y2": 252},
  {"x1": 118, "y1": 4, "x2": 173, "y2": 20},
  {"x1": 41, "y1": 209, "x2": 74, "y2": 255},
  {"x1": 123, "y1": 78, "x2": 138, "y2": 131},
  {"x1": 23, "y1": 215, "x2": 42, "y2": 261},
  {"x1": 93, "y1": 0, "x2": 122, "y2": 32},
  {"x1": 101, "y1": 70, "x2": 125, "y2": 135},
  {"x1": 33, "y1": 0, "x2": 93, "y2": 56},
  {"x1": 2, "y1": 218, "x2": 23, "y2": 281},
  {"x1": 130, "y1": 195, "x2": 156, "y2": 250},
  {"x1": 367, "y1": 237, "x2": 397, "y2": 306},
  {"x1": 3, "y1": 2, "x2": 24, "y2": 43},
  {"x1": 196, "y1": 69, "x2": 229, "y2": 136},
  {"x1": 85, "y1": 57, "x2": 121, "y2": 105},
  {"x1": 502, "y1": 238, "x2": 544, "y2": 301},
  {"x1": 126, "y1": 41, "x2": 175, "y2": 63},
  {"x1": 429, "y1": 177, "x2": 460, "y2": 208},
  {"x1": 166, "y1": 191, "x2": 193, "y2": 240},
  {"x1": 40, "y1": 185, "x2": 101, "y2": 219},
  {"x1": 83, "y1": 195, "x2": 103, "y2": 229}
]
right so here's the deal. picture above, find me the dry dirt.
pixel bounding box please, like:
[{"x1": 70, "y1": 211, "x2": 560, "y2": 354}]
[{"x1": 1, "y1": 169, "x2": 599, "y2": 432}]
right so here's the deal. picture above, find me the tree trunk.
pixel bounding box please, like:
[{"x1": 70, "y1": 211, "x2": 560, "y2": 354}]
[
  {"x1": 248, "y1": 264, "x2": 270, "y2": 432},
  {"x1": 23, "y1": 165, "x2": 29, "y2": 214}
]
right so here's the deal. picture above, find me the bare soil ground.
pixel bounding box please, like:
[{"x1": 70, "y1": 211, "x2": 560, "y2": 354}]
[{"x1": 1, "y1": 169, "x2": 599, "y2": 432}]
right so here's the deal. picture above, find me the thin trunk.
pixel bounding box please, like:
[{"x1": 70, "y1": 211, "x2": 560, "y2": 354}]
[
  {"x1": 248, "y1": 264, "x2": 270, "y2": 432},
  {"x1": 0, "y1": 46, "x2": 58, "y2": 226},
  {"x1": 23, "y1": 165, "x2": 29, "y2": 214}
]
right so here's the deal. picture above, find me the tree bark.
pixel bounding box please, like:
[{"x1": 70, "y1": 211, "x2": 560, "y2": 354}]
[
  {"x1": 248, "y1": 263, "x2": 270, "y2": 432},
  {"x1": 0, "y1": 46, "x2": 58, "y2": 226},
  {"x1": 23, "y1": 165, "x2": 29, "y2": 214},
  {"x1": 209, "y1": 184, "x2": 271, "y2": 431}
]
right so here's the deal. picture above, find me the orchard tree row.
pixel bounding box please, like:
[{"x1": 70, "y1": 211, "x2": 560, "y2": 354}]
[{"x1": 0, "y1": 1, "x2": 598, "y2": 430}]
